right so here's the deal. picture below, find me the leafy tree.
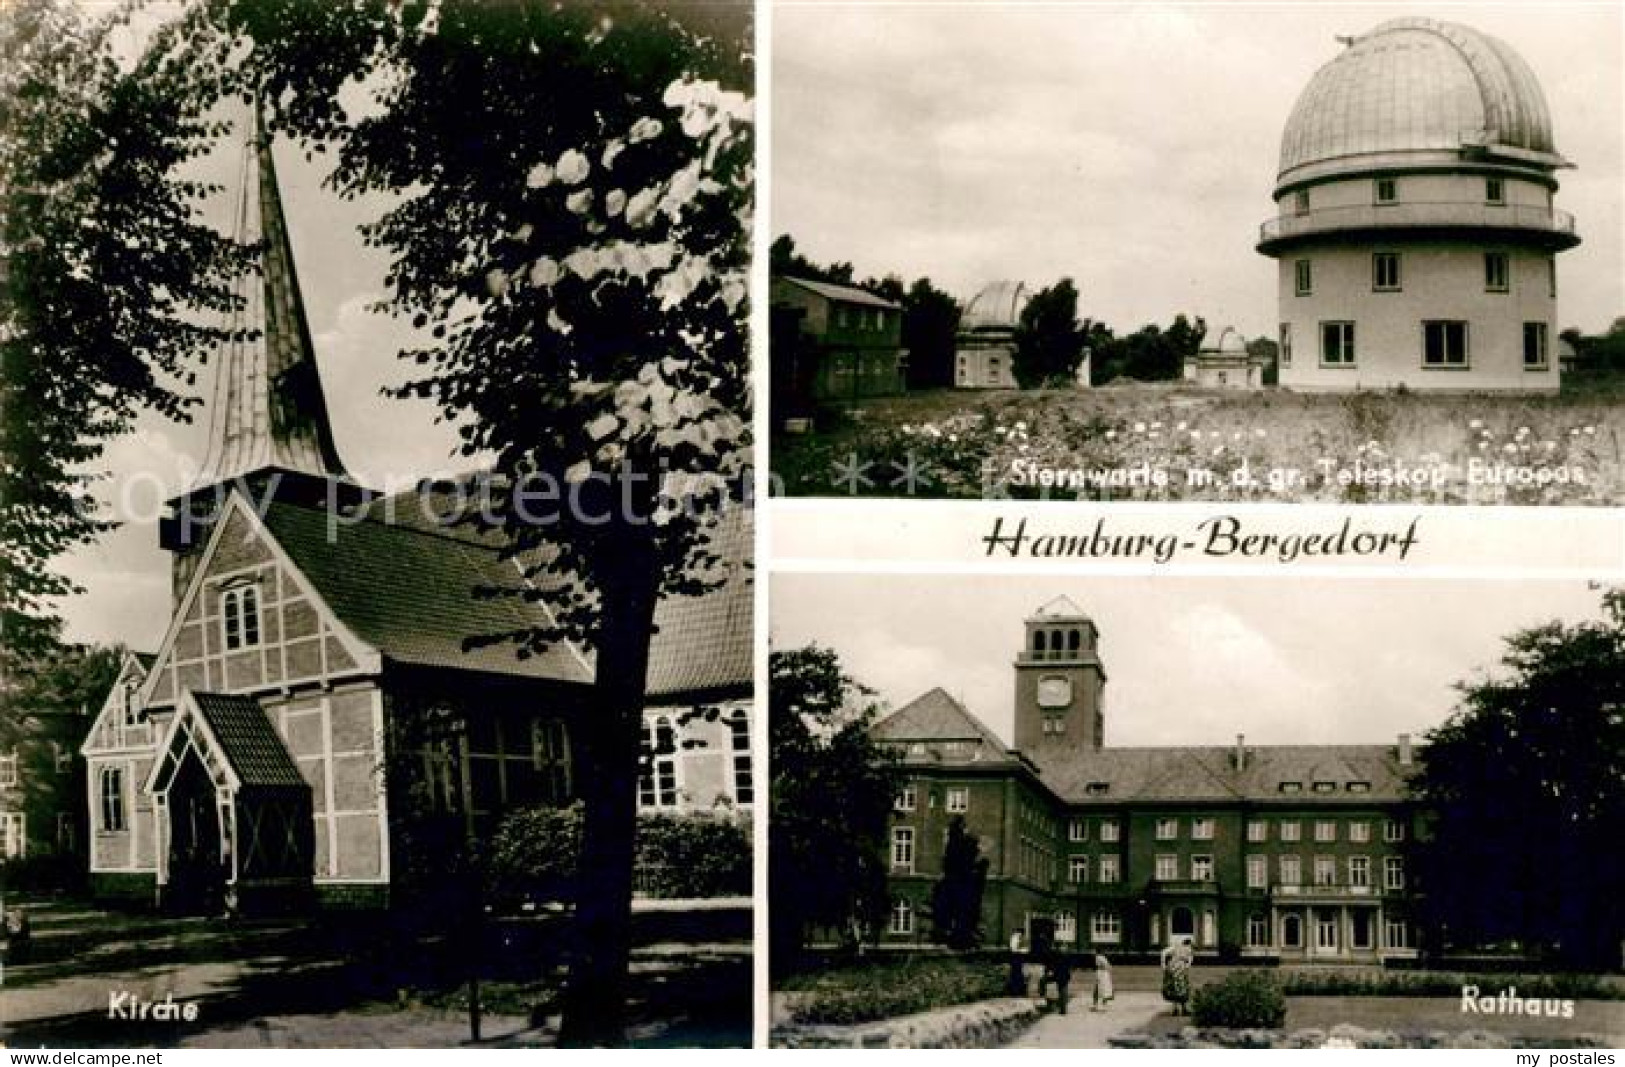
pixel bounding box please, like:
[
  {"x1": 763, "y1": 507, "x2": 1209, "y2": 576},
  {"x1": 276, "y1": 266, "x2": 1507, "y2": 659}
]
[
  {"x1": 1012, "y1": 278, "x2": 1085, "y2": 388},
  {"x1": 1090, "y1": 315, "x2": 1207, "y2": 383},
  {"x1": 0, "y1": 0, "x2": 248, "y2": 662},
  {"x1": 769, "y1": 645, "x2": 898, "y2": 974},
  {"x1": 929, "y1": 814, "x2": 987, "y2": 950},
  {"x1": 1561, "y1": 317, "x2": 1625, "y2": 372},
  {"x1": 901, "y1": 278, "x2": 960, "y2": 390},
  {"x1": 1410, "y1": 589, "x2": 1625, "y2": 968}
]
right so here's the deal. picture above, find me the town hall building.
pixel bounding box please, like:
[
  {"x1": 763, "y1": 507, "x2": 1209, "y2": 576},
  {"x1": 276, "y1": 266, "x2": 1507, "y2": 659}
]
[
  {"x1": 80, "y1": 115, "x2": 751, "y2": 914},
  {"x1": 872, "y1": 597, "x2": 1421, "y2": 963}
]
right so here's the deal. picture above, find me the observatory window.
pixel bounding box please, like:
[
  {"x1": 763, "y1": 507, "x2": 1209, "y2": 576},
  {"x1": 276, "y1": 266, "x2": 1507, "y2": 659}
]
[
  {"x1": 1293, "y1": 189, "x2": 1310, "y2": 215},
  {"x1": 1549, "y1": 259, "x2": 1558, "y2": 297},
  {"x1": 1484, "y1": 252, "x2": 1510, "y2": 292},
  {"x1": 1373, "y1": 177, "x2": 1397, "y2": 204},
  {"x1": 1423, "y1": 321, "x2": 1470, "y2": 368},
  {"x1": 1294, "y1": 259, "x2": 1312, "y2": 296},
  {"x1": 1485, "y1": 177, "x2": 1505, "y2": 204},
  {"x1": 1278, "y1": 323, "x2": 1292, "y2": 367},
  {"x1": 1523, "y1": 322, "x2": 1549, "y2": 369},
  {"x1": 1320, "y1": 322, "x2": 1356, "y2": 367},
  {"x1": 1372, "y1": 252, "x2": 1401, "y2": 292}
]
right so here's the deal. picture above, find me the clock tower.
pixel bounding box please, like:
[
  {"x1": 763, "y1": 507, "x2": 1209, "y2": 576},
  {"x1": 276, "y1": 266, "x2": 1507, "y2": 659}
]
[{"x1": 1012, "y1": 596, "x2": 1107, "y2": 759}]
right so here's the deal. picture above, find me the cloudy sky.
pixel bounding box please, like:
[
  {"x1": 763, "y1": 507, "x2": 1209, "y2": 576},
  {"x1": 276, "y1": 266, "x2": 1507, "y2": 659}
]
[
  {"x1": 772, "y1": 2, "x2": 1623, "y2": 338},
  {"x1": 771, "y1": 573, "x2": 1609, "y2": 747}
]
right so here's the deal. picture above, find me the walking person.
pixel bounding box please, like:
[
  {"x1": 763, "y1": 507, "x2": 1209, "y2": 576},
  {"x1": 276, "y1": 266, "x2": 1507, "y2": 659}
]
[
  {"x1": 1047, "y1": 951, "x2": 1073, "y2": 1014},
  {"x1": 1160, "y1": 935, "x2": 1195, "y2": 1016},
  {"x1": 1091, "y1": 951, "x2": 1114, "y2": 1011},
  {"x1": 1006, "y1": 929, "x2": 1027, "y2": 996}
]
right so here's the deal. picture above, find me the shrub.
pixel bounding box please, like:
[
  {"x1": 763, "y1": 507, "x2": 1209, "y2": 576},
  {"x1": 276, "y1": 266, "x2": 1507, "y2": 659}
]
[
  {"x1": 1191, "y1": 970, "x2": 1287, "y2": 1029},
  {"x1": 783, "y1": 955, "x2": 1008, "y2": 1026},
  {"x1": 485, "y1": 804, "x2": 751, "y2": 908}
]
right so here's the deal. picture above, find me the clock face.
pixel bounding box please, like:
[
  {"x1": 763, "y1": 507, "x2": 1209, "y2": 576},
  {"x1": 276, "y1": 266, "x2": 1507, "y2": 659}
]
[{"x1": 1037, "y1": 675, "x2": 1073, "y2": 709}]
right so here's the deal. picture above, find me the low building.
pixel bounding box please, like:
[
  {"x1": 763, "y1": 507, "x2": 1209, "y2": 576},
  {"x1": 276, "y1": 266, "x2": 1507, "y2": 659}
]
[
  {"x1": 1183, "y1": 327, "x2": 1266, "y2": 389},
  {"x1": 873, "y1": 597, "x2": 1421, "y2": 963},
  {"x1": 770, "y1": 276, "x2": 906, "y2": 402}
]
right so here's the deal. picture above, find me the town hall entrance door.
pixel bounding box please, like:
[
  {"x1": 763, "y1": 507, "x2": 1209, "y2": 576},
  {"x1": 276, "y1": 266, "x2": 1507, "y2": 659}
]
[{"x1": 165, "y1": 745, "x2": 225, "y2": 916}]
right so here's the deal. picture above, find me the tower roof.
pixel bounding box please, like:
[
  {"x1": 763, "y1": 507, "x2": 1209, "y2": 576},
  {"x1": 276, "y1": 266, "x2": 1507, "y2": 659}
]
[
  {"x1": 191, "y1": 106, "x2": 350, "y2": 493},
  {"x1": 1278, "y1": 17, "x2": 1564, "y2": 186},
  {"x1": 1030, "y1": 595, "x2": 1090, "y2": 621}
]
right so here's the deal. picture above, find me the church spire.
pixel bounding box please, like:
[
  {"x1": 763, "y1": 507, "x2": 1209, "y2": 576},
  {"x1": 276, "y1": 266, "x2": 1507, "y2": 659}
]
[{"x1": 193, "y1": 102, "x2": 348, "y2": 488}]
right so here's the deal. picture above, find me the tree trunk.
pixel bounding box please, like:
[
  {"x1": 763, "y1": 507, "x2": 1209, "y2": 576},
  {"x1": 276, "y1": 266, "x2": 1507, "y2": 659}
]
[{"x1": 557, "y1": 534, "x2": 661, "y2": 1047}]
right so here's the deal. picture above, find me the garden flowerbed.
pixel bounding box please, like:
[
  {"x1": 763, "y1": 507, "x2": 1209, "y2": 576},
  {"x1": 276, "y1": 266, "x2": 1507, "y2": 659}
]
[
  {"x1": 1113, "y1": 1022, "x2": 1619, "y2": 1049},
  {"x1": 775, "y1": 955, "x2": 1010, "y2": 1026}
]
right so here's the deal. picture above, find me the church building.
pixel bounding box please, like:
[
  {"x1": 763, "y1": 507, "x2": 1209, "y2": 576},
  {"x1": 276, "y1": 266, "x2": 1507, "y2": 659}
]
[
  {"x1": 80, "y1": 117, "x2": 751, "y2": 914},
  {"x1": 872, "y1": 597, "x2": 1420, "y2": 962},
  {"x1": 1258, "y1": 18, "x2": 1578, "y2": 392}
]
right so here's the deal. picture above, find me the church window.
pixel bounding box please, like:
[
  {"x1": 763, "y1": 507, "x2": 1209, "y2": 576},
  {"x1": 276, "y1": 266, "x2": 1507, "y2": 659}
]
[
  {"x1": 1154, "y1": 854, "x2": 1178, "y2": 881},
  {"x1": 1320, "y1": 321, "x2": 1356, "y2": 366},
  {"x1": 0, "y1": 813, "x2": 23, "y2": 859},
  {"x1": 638, "y1": 716, "x2": 679, "y2": 808},
  {"x1": 1191, "y1": 855, "x2": 1214, "y2": 882},
  {"x1": 1098, "y1": 856, "x2": 1120, "y2": 883},
  {"x1": 1191, "y1": 817, "x2": 1215, "y2": 840},
  {"x1": 946, "y1": 787, "x2": 968, "y2": 813},
  {"x1": 892, "y1": 827, "x2": 915, "y2": 872},
  {"x1": 1423, "y1": 320, "x2": 1470, "y2": 367},
  {"x1": 727, "y1": 710, "x2": 753, "y2": 806},
  {"x1": 1155, "y1": 817, "x2": 1178, "y2": 840},
  {"x1": 1069, "y1": 856, "x2": 1089, "y2": 884},
  {"x1": 221, "y1": 584, "x2": 261, "y2": 651},
  {"x1": 530, "y1": 719, "x2": 573, "y2": 805},
  {"x1": 1090, "y1": 910, "x2": 1121, "y2": 943},
  {"x1": 1098, "y1": 819, "x2": 1120, "y2": 843},
  {"x1": 99, "y1": 766, "x2": 125, "y2": 832},
  {"x1": 889, "y1": 897, "x2": 914, "y2": 935},
  {"x1": 895, "y1": 784, "x2": 916, "y2": 812},
  {"x1": 1484, "y1": 252, "x2": 1510, "y2": 292}
]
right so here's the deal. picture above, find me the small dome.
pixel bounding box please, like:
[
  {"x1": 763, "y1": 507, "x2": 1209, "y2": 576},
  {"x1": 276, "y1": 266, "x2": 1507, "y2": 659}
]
[
  {"x1": 961, "y1": 280, "x2": 1029, "y2": 330},
  {"x1": 1201, "y1": 326, "x2": 1248, "y2": 355},
  {"x1": 1278, "y1": 18, "x2": 1561, "y2": 184}
]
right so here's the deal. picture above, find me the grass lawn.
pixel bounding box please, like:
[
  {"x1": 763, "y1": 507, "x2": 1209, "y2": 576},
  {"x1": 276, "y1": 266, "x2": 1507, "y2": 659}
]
[{"x1": 772, "y1": 380, "x2": 1625, "y2": 504}]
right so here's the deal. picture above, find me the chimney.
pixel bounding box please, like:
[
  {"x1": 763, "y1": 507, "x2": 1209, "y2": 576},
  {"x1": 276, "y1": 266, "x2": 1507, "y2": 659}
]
[
  {"x1": 1234, "y1": 733, "x2": 1246, "y2": 770},
  {"x1": 1398, "y1": 733, "x2": 1413, "y2": 766}
]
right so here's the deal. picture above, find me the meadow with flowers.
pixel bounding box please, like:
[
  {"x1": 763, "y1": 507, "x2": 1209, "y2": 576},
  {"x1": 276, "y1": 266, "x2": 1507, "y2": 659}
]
[{"x1": 772, "y1": 382, "x2": 1625, "y2": 505}]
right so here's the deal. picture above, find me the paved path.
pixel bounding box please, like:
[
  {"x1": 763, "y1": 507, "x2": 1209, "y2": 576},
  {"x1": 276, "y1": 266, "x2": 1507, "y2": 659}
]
[{"x1": 1004, "y1": 992, "x2": 1166, "y2": 1049}]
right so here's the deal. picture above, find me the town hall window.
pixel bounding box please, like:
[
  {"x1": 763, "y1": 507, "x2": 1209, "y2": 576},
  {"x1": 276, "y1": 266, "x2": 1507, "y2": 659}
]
[
  {"x1": 1155, "y1": 854, "x2": 1178, "y2": 881},
  {"x1": 1313, "y1": 855, "x2": 1336, "y2": 886},
  {"x1": 1247, "y1": 913, "x2": 1271, "y2": 948},
  {"x1": 1423, "y1": 321, "x2": 1469, "y2": 367},
  {"x1": 1314, "y1": 819, "x2": 1336, "y2": 842},
  {"x1": 1246, "y1": 819, "x2": 1266, "y2": 842},
  {"x1": 1097, "y1": 855, "x2": 1120, "y2": 883},
  {"x1": 221, "y1": 584, "x2": 261, "y2": 651},
  {"x1": 1348, "y1": 856, "x2": 1371, "y2": 888},
  {"x1": 1191, "y1": 817, "x2": 1215, "y2": 840},
  {"x1": 1246, "y1": 854, "x2": 1267, "y2": 889},
  {"x1": 1279, "y1": 855, "x2": 1301, "y2": 885},
  {"x1": 1068, "y1": 818, "x2": 1087, "y2": 842},
  {"x1": 1191, "y1": 855, "x2": 1214, "y2": 882},
  {"x1": 1155, "y1": 817, "x2": 1178, "y2": 840},
  {"x1": 946, "y1": 787, "x2": 968, "y2": 813},
  {"x1": 895, "y1": 784, "x2": 916, "y2": 812},
  {"x1": 1384, "y1": 818, "x2": 1406, "y2": 843},
  {"x1": 1090, "y1": 910, "x2": 1121, "y2": 944},
  {"x1": 1385, "y1": 856, "x2": 1405, "y2": 890},
  {"x1": 1098, "y1": 819, "x2": 1120, "y2": 843},
  {"x1": 0, "y1": 751, "x2": 16, "y2": 788},
  {"x1": 1280, "y1": 820, "x2": 1301, "y2": 842},
  {"x1": 99, "y1": 766, "x2": 125, "y2": 832},
  {"x1": 1069, "y1": 856, "x2": 1089, "y2": 884},
  {"x1": 892, "y1": 827, "x2": 915, "y2": 872},
  {"x1": 1349, "y1": 821, "x2": 1370, "y2": 843},
  {"x1": 1321, "y1": 322, "x2": 1356, "y2": 366}
]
